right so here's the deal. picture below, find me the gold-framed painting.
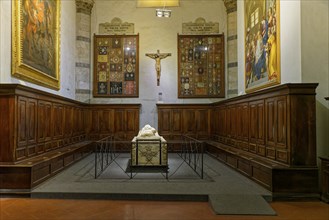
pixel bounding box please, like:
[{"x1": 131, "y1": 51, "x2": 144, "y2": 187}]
[
  {"x1": 12, "y1": 0, "x2": 61, "y2": 90},
  {"x1": 244, "y1": 0, "x2": 280, "y2": 93}
]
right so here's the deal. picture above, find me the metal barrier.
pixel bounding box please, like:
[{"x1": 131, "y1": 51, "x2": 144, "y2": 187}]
[
  {"x1": 179, "y1": 135, "x2": 204, "y2": 179},
  {"x1": 94, "y1": 135, "x2": 116, "y2": 178}
]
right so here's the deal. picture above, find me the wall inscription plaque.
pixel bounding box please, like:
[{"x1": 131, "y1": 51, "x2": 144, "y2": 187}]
[{"x1": 99, "y1": 17, "x2": 134, "y2": 35}]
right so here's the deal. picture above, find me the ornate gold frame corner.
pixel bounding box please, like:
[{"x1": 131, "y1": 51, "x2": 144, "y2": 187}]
[{"x1": 12, "y1": 0, "x2": 61, "y2": 90}]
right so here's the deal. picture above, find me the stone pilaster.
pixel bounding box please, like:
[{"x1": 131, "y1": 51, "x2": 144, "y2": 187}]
[
  {"x1": 75, "y1": 0, "x2": 94, "y2": 102},
  {"x1": 223, "y1": 0, "x2": 238, "y2": 97}
]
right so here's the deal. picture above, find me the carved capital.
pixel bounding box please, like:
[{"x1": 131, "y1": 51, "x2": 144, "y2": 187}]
[
  {"x1": 223, "y1": 0, "x2": 237, "y2": 13},
  {"x1": 76, "y1": 0, "x2": 95, "y2": 15}
]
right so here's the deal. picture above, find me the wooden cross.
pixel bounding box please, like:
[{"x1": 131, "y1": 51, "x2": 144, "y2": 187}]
[{"x1": 145, "y1": 49, "x2": 171, "y2": 86}]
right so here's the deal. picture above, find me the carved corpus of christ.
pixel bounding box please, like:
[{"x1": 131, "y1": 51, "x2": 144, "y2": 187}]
[{"x1": 145, "y1": 49, "x2": 171, "y2": 86}]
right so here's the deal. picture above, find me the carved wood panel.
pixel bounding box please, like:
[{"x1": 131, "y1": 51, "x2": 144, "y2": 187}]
[
  {"x1": 37, "y1": 101, "x2": 52, "y2": 142},
  {"x1": 172, "y1": 110, "x2": 183, "y2": 134},
  {"x1": 17, "y1": 97, "x2": 27, "y2": 147},
  {"x1": 53, "y1": 104, "x2": 64, "y2": 139},
  {"x1": 99, "y1": 110, "x2": 113, "y2": 134},
  {"x1": 196, "y1": 109, "x2": 210, "y2": 139},
  {"x1": 249, "y1": 100, "x2": 265, "y2": 145},
  {"x1": 27, "y1": 99, "x2": 37, "y2": 145},
  {"x1": 184, "y1": 109, "x2": 196, "y2": 135},
  {"x1": 276, "y1": 96, "x2": 287, "y2": 148},
  {"x1": 114, "y1": 109, "x2": 125, "y2": 137},
  {"x1": 237, "y1": 103, "x2": 249, "y2": 141},
  {"x1": 126, "y1": 109, "x2": 139, "y2": 139}
]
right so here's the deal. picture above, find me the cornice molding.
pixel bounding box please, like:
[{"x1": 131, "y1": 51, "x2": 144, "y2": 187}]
[
  {"x1": 223, "y1": 0, "x2": 237, "y2": 13},
  {"x1": 76, "y1": 0, "x2": 95, "y2": 15}
]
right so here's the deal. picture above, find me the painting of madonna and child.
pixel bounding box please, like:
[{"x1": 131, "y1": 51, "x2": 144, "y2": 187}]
[{"x1": 244, "y1": 0, "x2": 280, "y2": 92}]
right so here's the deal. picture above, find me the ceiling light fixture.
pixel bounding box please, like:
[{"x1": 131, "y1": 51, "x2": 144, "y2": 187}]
[{"x1": 156, "y1": 8, "x2": 171, "y2": 17}]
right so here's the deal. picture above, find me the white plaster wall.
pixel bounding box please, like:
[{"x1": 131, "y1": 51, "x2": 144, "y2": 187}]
[
  {"x1": 0, "y1": 0, "x2": 76, "y2": 99},
  {"x1": 301, "y1": 0, "x2": 329, "y2": 158},
  {"x1": 90, "y1": 0, "x2": 227, "y2": 128},
  {"x1": 237, "y1": 0, "x2": 303, "y2": 94}
]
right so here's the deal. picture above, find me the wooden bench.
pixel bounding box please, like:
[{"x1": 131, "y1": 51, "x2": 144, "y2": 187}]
[
  {"x1": 0, "y1": 141, "x2": 94, "y2": 192},
  {"x1": 204, "y1": 139, "x2": 318, "y2": 195}
]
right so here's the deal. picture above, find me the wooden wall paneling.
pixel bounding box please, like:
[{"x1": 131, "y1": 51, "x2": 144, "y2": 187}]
[
  {"x1": 212, "y1": 107, "x2": 220, "y2": 136},
  {"x1": 276, "y1": 96, "x2": 287, "y2": 148},
  {"x1": 218, "y1": 106, "x2": 226, "y2": 141},
  {"x1": 157, "y1": 108, "x2": 171, "y2": 139},
  {"x1": 72, "y1": 107, "x2": 79, "y2": 136},
  {"x1": 196, "y1": 109, "x2": 210, "y2": 139},
  {"x1": 0, "y1": 96, "x2": 15, "y2": 162},
  {"x1": 249, "y1": 100, "x2": 265, "y2": 155},
  {"x1": 83, "y1": 108, "x2": 92, "y2": 136},
  {"x1": 90, "y1": 110, "x2": 100, "y2": 138},
  {"x1": 64, "y1": 105, "x2": 73, "y2": 145},
  {"x1": 265, "y1": 97, "x2": 276, "y2": 148},
  {"x1": 37, "y1": 101, "x2": 52, "y2": 143},
  {"x1": 114, "y1": 109, "x2": 126, "y2": 139},
  {"x1": 265, "y1": 96, "x2": 288, "y2": 162},
  {"x1": 172, "y1": 109, "x2": 183, "y2": 138},
  {"x1": 289, "y1": 94, "x2": 316, "y2": 166},
  {"x1": 126, "y1": 109, "x2": 139, "y2": 139},
  {"x1": 27, "y1": 98, "x2": 37, "y2": 146},
  {"x1": 249, "y1": 101, "x2": 258, "y2": 153},
  {"x1": 52, "y1": 104, "x2": 64, "y2": 149},
  {"x1": 225, "y1": 106, "x2": 231, "y2": 139},
  {"x1": 17, "y1": 96, "x2": 27, "y2": 148},
  {"x1": 265, "y1": 97, "x2": 277, "y2": 160},
  {"x1": 229, "y1": 105, "x2": 237, "y2": 147},
  {"x1": 79, "y1": 108, "x2": 85, "y2": 135},
  {"x1": 183, "y1": 109, "x2": 196, "y2": 137},
  {"x1": 238, "y1": 102, "x2": 249, "y2": 151},
  {"x1": 98, "y1": 109, "x2": 113, "y2": 137}
]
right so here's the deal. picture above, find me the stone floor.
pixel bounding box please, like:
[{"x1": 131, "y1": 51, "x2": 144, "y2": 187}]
[{"x1": 31, "y1": 153, "x2": 275, "y2": 215}]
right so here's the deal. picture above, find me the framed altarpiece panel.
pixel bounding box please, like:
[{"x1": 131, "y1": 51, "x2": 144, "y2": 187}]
[
  {"x1": 93, "y1": 34, "x2": 139, "y2": 97},
  {"x1": 178, "y1": 34, "x2": 225, "y2": 98},
  {"x1": 244, "y1": 0, "x2": 280, "y2": 92}
]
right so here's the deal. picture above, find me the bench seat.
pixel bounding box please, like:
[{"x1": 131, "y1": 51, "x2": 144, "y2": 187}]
[
  {"x1": 205, "y1": 140, "x2": 318, "y2": 195},
  {"x1": 0, "y1": 141, "x2": 94, "y2": 192}
]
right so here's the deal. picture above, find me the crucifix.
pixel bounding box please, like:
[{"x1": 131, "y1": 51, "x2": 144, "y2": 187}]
[{"x1": 145, "y1": 49, "x2": 171, "y2": 86}]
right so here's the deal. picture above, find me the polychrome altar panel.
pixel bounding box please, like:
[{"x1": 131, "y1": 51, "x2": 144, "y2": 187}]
[{"x1": 93, "y1": 34, "x2": 139, "y2": 97}]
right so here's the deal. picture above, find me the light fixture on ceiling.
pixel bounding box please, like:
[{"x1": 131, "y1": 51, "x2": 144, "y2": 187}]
[{"x1": 156, "y1": 8, "x2": 171, "y2": 18}]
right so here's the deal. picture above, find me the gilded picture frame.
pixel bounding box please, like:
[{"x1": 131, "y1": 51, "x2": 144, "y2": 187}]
[
  {"x1": 244, "y1": 0, "x2": 280, "y2": 93},
  {"x1": 12, "y1": 0, "x2": 61, "y2": 90}
]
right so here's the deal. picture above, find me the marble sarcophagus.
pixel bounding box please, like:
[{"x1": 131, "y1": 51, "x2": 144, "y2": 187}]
[{"x1": 131, "y1": 125, "x2": 168, "y2": 169}]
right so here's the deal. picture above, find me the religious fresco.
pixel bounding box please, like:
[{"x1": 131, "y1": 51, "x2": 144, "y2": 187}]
[
  {"x1": 12, "y1": 0, "x2": 61, "y2": 90},
  {"x1": 93, "y1": 34, "x2": 139, "y2": 97},
  {"x1": 178, "y1": 34, "x2": 225, "y2": 98},
  {"x1": 244, "y1": 0, "x2": 280, "y2": 92}
]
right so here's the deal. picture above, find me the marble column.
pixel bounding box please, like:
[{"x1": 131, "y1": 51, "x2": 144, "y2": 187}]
[
  {"x1": 75, "y1": 0, "x2": 94, "y2": 102},
  {"x1": 223, "y1": 0, "x2": 238, "y2": 97}
]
